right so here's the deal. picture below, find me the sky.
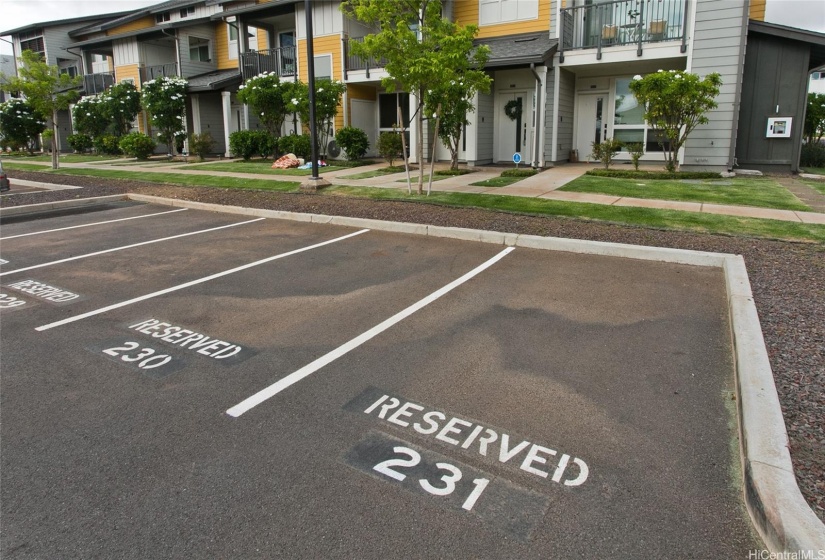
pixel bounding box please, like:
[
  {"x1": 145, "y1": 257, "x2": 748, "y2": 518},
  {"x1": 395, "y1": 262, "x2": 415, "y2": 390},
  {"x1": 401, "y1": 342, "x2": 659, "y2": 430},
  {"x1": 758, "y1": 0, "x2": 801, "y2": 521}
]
[{"x1": 1, "y1": 0, "x2": 824, "y2": 56}]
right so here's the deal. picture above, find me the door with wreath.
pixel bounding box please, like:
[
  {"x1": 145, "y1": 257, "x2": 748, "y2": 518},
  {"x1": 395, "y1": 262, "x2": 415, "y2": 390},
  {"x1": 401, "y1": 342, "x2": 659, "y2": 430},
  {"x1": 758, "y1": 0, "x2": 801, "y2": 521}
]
[{"x1": 497, "y1": 92, "x2": 533, "y2": 163}]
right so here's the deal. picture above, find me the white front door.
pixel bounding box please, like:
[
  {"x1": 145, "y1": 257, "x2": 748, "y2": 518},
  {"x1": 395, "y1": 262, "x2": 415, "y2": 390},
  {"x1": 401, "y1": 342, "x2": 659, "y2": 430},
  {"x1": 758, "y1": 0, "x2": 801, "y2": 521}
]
[
  {"x1": 497, "y1": 91, "x2": 532, "y2": 163},
  {"x1": 576, "y1": 93, "x2": 607, "y2": 162}
]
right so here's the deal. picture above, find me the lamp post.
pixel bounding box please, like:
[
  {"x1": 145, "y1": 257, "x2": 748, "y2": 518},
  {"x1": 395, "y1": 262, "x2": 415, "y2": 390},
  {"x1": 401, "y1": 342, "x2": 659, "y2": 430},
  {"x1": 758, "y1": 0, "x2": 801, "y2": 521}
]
[{"x1": 300, "y1": 0, "x2": 330, "y2": 191}]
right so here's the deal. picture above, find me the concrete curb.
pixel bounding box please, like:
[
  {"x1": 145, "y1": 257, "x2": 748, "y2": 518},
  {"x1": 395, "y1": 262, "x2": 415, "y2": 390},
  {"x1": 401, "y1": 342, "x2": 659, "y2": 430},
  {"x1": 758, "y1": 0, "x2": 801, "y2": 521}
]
[
  {"x1": 6, "y1": 193, "x2": 824, "y2": 553},
  {"x1": 0, "y1": 195, "x2": 128, "y2": 217}
]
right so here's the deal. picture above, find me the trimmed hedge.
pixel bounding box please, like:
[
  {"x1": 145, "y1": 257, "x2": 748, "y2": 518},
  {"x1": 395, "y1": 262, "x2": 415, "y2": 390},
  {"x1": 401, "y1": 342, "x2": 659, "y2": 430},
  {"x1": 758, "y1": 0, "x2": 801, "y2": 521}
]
[
  {"x1": 585, "y1": 169, "x2": 723, "y2": 180},
  {"x1": 434, "y1": 169, "x2": 474, "y2": 176},
  {"x1": 118, "y1": 132, "x2": 157, "y2": 160},
  {"x1": 501, "y1": 168, "x2": 538, "y2": 177}
]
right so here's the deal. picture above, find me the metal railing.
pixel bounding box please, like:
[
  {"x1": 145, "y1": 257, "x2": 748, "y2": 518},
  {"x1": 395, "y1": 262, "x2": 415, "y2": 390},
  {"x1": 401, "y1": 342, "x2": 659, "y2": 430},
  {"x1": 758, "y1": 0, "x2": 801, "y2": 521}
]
[
  {"x1": 82, "y1": 72, "x2": 115, "y2": 95},
  {"x1": 240, "y1": 46, "x2": 297, "y2": 80},
  {"x1": 342, "y1": 36, "x2": 385, "y2": 79},
  {"x1": 139, "y1": 63, "x2": 178, "y2": 84},
  {"x1": 559, "y1": 0, "x2": 688, "y2": 61}
]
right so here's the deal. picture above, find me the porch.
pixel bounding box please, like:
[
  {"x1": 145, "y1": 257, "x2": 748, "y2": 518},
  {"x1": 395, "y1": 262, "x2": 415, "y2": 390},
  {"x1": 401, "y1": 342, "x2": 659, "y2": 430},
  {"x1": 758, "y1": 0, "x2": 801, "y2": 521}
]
[
  {"x1": 239, "y1": 46, "x2": 297, "y2": 81},
  {"x1": 139, "y1": 63, "x2": 178, "y2": 84}
]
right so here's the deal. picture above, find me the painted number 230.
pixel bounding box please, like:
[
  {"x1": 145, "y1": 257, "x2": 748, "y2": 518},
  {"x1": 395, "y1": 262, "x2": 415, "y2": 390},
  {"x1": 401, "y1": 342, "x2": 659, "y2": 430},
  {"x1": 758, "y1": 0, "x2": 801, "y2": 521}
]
[
  {"x1": 103, "y1": 341, "x2": 171, "y2": 369},
  {"x1": 374, "y1": 446, "x2": 490, "y2": 511}
]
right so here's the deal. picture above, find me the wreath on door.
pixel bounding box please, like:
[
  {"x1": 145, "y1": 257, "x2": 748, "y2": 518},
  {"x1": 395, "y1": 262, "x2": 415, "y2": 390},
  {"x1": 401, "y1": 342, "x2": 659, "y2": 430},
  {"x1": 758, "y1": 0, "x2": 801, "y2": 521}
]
[{"x1": 504, "y1": 98, "x2": 522, "y2": 121}]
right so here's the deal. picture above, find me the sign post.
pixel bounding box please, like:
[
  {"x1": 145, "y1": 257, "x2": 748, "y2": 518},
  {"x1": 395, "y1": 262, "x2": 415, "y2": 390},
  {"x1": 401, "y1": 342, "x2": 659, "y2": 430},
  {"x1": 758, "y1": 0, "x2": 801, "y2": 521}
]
[{"x1": 513, "y1": 152, "x2": 522, "y2": 170}]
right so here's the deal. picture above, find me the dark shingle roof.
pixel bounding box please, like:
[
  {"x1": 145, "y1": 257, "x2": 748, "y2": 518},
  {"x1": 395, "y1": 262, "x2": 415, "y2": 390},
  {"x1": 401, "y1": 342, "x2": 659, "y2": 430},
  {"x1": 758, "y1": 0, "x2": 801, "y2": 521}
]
[
  {"x1": 186, "y1": 69, "x2": 242, "y2": 92},
  {"x1": 1, "y1": 11, "x2": 134, "y2": 37},
  {"x1": 475, "y1": 33, "x2": 557, "y2": 68}
]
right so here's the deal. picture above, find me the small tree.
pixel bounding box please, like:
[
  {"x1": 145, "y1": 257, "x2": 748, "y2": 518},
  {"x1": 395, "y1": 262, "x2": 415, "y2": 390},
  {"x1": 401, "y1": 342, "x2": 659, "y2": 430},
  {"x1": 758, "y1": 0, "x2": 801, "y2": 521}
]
[
  {"x1": 335, "y1": 126, "x2": 369, "y2": 160},
  {"x1": 804, "y1": 92, "x2": 825, "y2": 145},
  {"x1": 102, "y1": 82, "x2": 142, "y2": 137},
  {"x1": 293, "y1": 79, "x2": 346, "y2": 160},
  {"x1": 377, "y1": 131, "x2": 403, "y2": 166},
  {"x1": 141, "y1": 76, "x2": 188, "y2": 154},
  {"x1": 237, "y1": 72, "x2": 300, "y2": 156},
  {"x1": 591, "y1": 137, "x2": 622, "y2": 169},
  {"x1": 1, "y1": 50, "x2": 81, "y2": 169},
  {"x1": 72, "y1": 95, "x2": 109, "y2": 142},
  {"x1": 0, "y1": 98, "x2": 47, "y2": 153},
  {"x1": 625, "y1": 142, "x2": 644, "y2": 170},
  {"x1": 629, "y1": 70, "x2": 722, "y2": 172}
]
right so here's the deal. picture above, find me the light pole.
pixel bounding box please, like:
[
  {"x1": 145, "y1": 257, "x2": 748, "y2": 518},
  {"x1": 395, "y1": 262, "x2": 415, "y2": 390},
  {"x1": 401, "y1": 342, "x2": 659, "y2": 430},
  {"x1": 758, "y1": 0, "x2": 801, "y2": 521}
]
[{"x1": 300, "y1": 0, "x2": 330, "y2": 191}]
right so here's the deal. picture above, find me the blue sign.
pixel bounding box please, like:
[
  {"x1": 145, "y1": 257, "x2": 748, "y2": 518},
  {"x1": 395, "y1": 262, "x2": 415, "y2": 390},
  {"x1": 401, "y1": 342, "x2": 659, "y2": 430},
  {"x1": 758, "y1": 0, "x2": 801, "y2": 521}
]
[{"x1": 513, "y1": 153, "x2": 522, "y2": 164}]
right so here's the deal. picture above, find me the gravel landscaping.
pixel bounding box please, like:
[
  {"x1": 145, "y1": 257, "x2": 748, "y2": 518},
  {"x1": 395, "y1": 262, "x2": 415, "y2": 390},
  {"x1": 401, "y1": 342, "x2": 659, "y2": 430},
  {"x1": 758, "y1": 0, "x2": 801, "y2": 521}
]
[{"x1": 3, "y1": 169, "x2": 823, "y2": 522}]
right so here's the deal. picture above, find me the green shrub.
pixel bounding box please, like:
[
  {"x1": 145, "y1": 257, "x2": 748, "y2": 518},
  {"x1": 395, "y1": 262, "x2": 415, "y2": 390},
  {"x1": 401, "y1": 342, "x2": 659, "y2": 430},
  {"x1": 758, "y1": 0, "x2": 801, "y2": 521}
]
[
  {"x1": 585, "y1": 169, "x2": 722, "y2": 180},
  {"x1": 189, "y1": 132, "x2": 214, "y2": 161},
  {"x1": 118, "y1": 132, "x2": 156, "y2": 160},
  {"x1": 67, "y1": 134, "x2": 93, "y2": 153},
  {"x1": 336, "y1": 126, "x2": 369, "y2": 161},
  {"x1": 278, "y1": 134, "x2": 312, "y2": 160},
  {"x1": 229, "y1": 130, "x2": 259, "y2": 160},
  {"x1": 801, "y1": 142, "x2": 825, "y2": 168},
  {"x1": 591, "y1": 137, "x2": 623, "y2": 169},
  {"x1": 501, "y1": 168, "x2": 538, "y2": 177},
  {"x1": 94, "y1": 134, "x2": 122, "y2": 155},
  {"x1": 255, "y1": 131, "x2": 277, "y2": 158},
  {"x1": 625, "y1": 143, "x2": 644, "y2": 171},
  {"x1": 434, "y1": 168, "x2": 474, "y2": 176},
  {"x1": 377, "y1": 132, "x2": 403, "y2": 166}
]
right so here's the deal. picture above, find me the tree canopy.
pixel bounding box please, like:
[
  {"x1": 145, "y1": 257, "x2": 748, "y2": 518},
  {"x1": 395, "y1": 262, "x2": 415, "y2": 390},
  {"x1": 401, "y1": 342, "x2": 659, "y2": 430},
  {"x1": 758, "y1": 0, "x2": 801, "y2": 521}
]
[
  {"x1": 1, "y1": 50, "x2": 81, "y2": 168},
  {"x1": 804, "y1": 92, "x2": 825, "y2": 145},
  {"x1": 628, "y1": 70, "x2": 722, "y2": 172},
  {"x1": 0, "y1": 97, "x2": 47, "y2": 153},
  {"x1": 237, "y1": 72, "x2": 301, "y2": 149},
  {"x1": 141, "y1": 76, "x2": 188, "y2": 154}
]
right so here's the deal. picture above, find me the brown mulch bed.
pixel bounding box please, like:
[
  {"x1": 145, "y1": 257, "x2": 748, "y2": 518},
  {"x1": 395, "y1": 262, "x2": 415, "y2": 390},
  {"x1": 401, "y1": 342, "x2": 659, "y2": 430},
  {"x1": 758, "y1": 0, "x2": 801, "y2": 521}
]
[{"x1": 3, "y1": 170, "x2": 824, "y2": 520}]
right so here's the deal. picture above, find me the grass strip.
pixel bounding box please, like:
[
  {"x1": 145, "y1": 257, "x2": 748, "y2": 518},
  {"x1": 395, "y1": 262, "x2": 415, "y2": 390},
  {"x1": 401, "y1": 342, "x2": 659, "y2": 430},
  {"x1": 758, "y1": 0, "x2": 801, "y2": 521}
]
[
  {"x1": 339, "y1": 166, "x2": 412, "y2": 179},
  {"x1": 1, "y1": 154, "x2": 128, "y2": 163},
  {"x1": 561, "y1": 175, "x2": 809, "y2": 211},
  {"x1": 326, "y1": 186, "x2": 825, "y2": 243},
  {"x1": 470, "y1": 176, "x2": 523, "y2": 187},
  {"x1": 179, "y1": 161, "x2": 345, "y2": 175}
]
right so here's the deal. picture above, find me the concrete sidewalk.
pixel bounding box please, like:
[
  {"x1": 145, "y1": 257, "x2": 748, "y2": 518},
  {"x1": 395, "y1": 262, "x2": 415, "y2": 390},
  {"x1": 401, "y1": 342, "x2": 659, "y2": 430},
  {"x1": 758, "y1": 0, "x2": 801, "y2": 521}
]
[{"x1": 8, "y1": 158, "x2": 825, "y2": 225}]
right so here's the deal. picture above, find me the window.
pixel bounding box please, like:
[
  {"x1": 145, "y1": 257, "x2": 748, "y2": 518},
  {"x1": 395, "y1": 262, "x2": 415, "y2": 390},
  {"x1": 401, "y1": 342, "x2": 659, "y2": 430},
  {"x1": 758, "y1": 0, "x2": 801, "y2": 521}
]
[
  {"x1": 60, "y1": 66, "x2": 78, "y2": 78},
  {"x1": 812, "y1": 72, "x2": 823, "y2": 80},
  {"x1": 479, "y1": 0, "x2": 538, "y2": 25},
  {"x1": 180, "y1": 6, "x2": 195, "y2": 18},
  {"x1": 156, "y1": 11, "x2": 171, "y2": 23},
  {"x1": 19, "y1": 30, "x2": 45, "y2": 57},
  {"x1": 313, "y1": 55, "x2": 332, "y2": 80},
  {"x1": 189, "y1": 37, "x2": 210, "y2": 62},
  {"x1": 379, "y1": 93, "x2": 411, "y2": 152},
  {"x1": 228, "y1": 23, "x2": 238, "y2": 60}
]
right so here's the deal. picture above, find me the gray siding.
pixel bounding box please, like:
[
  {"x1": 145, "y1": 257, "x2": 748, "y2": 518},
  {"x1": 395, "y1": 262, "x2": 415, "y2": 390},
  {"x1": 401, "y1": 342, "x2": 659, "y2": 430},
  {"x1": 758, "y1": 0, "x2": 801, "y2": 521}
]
[
  {"x1": 556, "y1": 68, "x2": 575, "y2": 163},
  {"x1": 43, "y1": 23, "x2": 86, "y2": 68},
  {"x1": 197, "y1": 93, "x2": 226, "y2": 154},
  {"x1": 178, "y1": 24, "x2": 218, "y2": 78},
  {"x1": 476, "y1": 91, "x2": 494, "y2": 163},
  {"x1": 56, "y1": 109, "x2": 74, "y2": 153},
  {"x1": 683, "y1": 0, "x2": 748, "y2": 170},
  {"x1": 735, "y1": 33, "x2": 810, "y2": 172}
]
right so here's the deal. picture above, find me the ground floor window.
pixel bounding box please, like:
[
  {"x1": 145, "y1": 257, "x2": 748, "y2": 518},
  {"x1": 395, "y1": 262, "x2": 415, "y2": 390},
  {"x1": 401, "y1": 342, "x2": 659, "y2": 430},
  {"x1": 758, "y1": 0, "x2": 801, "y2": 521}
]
[
  {"x1": 612, "y1": 76, "x2": 669, "y2": 152},
  {"x1": 378, "y1": 92, "x2": 411, "y2": 150}
]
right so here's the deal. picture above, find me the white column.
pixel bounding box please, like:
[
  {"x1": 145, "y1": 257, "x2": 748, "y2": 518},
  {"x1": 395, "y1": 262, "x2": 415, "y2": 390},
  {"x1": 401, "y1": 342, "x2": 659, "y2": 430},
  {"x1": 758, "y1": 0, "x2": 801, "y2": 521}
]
[
  {"x1": 221, "y1": 91, "x2": 232, "y2": 157},
  {"x1": 536, "y1": 65, "x2": 548, "y2": 168},
  {"x1": 464, "y1": 92, "x2": 479, "y2": 166},
  {"x1": 408, "y1": 92, "x2": 419, "y2": 164},
  {"x1": 191, "y1": 94, "x2": 202, "y2": 134}
]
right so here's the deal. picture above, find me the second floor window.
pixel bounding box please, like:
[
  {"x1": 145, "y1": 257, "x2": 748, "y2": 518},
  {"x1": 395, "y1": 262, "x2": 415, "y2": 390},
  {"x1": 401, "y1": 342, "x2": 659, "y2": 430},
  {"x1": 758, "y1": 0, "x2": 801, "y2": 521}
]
[
  {"x1": 228, "y1": 24, "x2": 238, "y2": 60},
  {"x1": 19, "y1": 30, "x2": 45, "y2": 57},
  {"x1": 479, "y1": 0, "x2": 538, "y2": 26},
  {"x1": 180, "y1": 6, "x2": 195, "y2": 18},
  {"x1": 60, "y1": 66, "x2": 78, "y2": 78},
  {"x1": 189, "y1": 37, "x2": 210, "y2": 62},
  {"x1": 156, "y1": 11, "x2": 171, "y2": 23}
]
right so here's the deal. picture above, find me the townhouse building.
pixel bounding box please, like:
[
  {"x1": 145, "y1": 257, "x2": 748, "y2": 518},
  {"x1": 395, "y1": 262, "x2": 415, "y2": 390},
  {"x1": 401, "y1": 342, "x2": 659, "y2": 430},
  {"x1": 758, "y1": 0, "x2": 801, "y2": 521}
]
[{"x1": 2, "y1": 0, "x2": 824, "y2": 171}]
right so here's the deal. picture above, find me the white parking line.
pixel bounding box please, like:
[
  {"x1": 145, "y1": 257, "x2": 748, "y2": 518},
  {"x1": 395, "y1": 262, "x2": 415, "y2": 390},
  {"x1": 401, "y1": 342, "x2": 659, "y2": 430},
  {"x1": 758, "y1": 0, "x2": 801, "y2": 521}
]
[
  {"x1": 34, "y1": 229, "x2": 370, "y2": 332},
  {"x1": 0, "y1": 208, "x2": 187, "y2": 240},
  {"x1": 0, "y1": 218, "x2": 265, "y2": 277},
  {"x1": 226, "y1": 246, "x2": 515, "y2": 418}
]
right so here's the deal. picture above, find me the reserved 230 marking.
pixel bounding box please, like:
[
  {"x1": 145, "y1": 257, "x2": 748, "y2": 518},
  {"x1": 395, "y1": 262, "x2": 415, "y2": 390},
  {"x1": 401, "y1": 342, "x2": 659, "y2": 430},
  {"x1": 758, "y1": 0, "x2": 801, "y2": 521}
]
[{"x1": 90, "y1": 338, "x2": 184, "y2": 378}]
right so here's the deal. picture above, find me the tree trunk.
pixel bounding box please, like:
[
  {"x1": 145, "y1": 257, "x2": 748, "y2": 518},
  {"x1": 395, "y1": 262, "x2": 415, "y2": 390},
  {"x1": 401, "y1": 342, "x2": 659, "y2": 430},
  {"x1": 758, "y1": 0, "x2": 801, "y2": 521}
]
[
  {"x1": 416, "y1": 88, "x2": 424, "y2": 195},
  {"x1": 51, "y1": 110, "x2": 59, "y2": 170}
]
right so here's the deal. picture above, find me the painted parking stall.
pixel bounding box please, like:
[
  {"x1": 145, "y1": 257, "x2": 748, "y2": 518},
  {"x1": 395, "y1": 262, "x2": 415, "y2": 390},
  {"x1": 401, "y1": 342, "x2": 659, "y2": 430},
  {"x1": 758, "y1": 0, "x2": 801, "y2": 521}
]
[{"x1": 0, "y1": 202, "x2": 763, "y2": 558}]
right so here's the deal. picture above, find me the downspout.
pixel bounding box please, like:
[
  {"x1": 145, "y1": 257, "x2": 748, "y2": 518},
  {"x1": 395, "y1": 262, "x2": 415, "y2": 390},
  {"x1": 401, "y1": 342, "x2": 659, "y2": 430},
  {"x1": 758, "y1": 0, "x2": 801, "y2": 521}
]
[
  {"x1": 726, "y1": 2, "x2": 749, "y2": 171},
  {"x1": 530, "y1": 63, "x2": 543, "y2": 168}
]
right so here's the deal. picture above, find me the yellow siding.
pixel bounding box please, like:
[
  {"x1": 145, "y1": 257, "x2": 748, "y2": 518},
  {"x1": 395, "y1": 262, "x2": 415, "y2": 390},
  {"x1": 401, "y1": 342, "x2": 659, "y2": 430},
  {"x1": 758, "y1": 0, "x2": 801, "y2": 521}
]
[
  {"x1": 107, "y1": 15, "x2": 155, "y2": 36},
  {"x1": 749, "y1": 0, "x2": 766, "y2": 21},
  {"x1": 454, "y1": 0, "x2": 551, "y2": 38},
  {"x1": 298, "y1": 35, "x2": 345, "y2": 132},
  {"x1": 255, "y1": 27, "x2": 269, "y2": 50},
  {"x1": 216, "y1": 22, "x2": 235, "y2": 69}
]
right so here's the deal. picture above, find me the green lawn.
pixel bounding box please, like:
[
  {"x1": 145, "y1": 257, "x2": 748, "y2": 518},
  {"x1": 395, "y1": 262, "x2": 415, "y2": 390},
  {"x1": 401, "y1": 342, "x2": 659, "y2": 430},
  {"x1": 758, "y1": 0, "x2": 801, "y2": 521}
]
[
  {"x1": 328, "y1": 186, "x2": 825, "y2": 243},
  {"x1": 2, "y1": 162, "x2": 52, "y2": 172},
  {"x1": 802, "y1": 179, "x2": 825, "y2": 196},
  {"x1": 339, "y1": 166, "x2": 410, "y2": 180},
  {"x1": 801, "y1": 167, "x2": 825, "y2": 176},
  {"x1": 470, "y1": 176, "x2": 523, "y2": 187},
  {"x1": 1, "y1": 154, "x2": 128, "y2": 163},
  {"x1": 180, "y1": 160, "x2": 346, "y2": 175},
  {"x1": 395, "y1": 174, "x2": 450, "y2": 183},
  {"x1": 6, "y1": 164, "x2": 825, "y2": 243},
  {"x1": 6, "y1": 166, "x2": 299, "y2": 191},
  {"x1": 560, "y1": 175, "x2": 809, "y2": 211}
]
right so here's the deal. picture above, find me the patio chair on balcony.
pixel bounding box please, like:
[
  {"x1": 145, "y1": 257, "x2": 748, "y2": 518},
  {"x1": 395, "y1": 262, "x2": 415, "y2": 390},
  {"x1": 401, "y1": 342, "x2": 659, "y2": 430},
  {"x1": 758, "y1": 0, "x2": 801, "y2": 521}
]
[
  {"x1": 647, "y1": 20, "x2": 667, "y2": 41},
  {"x1": 602, "y1": 24, "x2": 619, "y2": 45}
]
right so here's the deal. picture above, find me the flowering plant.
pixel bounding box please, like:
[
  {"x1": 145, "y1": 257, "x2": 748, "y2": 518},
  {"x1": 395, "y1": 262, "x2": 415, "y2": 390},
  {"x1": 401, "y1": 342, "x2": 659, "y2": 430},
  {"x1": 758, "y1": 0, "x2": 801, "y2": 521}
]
[{"x1": 141, "y1": 76, "x2": 188, "y2": 153}]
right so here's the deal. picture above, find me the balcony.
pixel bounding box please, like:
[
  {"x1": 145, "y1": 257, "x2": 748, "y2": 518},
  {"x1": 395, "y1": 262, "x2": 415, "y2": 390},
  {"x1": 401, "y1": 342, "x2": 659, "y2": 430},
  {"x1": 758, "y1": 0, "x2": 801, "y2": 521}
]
[
  {"x1": 559, "y1": 0, "x2": 688, "y2": 61},
  {"x1": 83, "y1": 72, "x2": 115, "y2": 95},
  {"x1": 342, "y1": 36, "x2": 386, "y2": 79},
  {"x1": 240, "y1": 47, "x2": 297, "y2": 81},
  {"x1": 139, "y1": 63, "x2": 178, "y2": 84}
]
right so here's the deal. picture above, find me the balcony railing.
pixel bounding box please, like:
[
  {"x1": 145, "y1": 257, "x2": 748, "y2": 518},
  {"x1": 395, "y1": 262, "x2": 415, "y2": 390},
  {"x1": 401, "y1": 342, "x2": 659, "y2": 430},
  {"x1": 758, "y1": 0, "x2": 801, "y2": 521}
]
[
  {"x1": 83, "y1": 72, "x2": 114, "y2": 95},
  {"x1": 342, "y1": 36, "x2": 386, "y2": 79},
  {"x1": 240, "y1": 47, "x2": 297, "y2": 81},
  {"x1": 559, "y1": 0, "x2": 688, "y2": 61},
  {"x1": 139, "y1": 63, "x2": 178, "y2": 84}
]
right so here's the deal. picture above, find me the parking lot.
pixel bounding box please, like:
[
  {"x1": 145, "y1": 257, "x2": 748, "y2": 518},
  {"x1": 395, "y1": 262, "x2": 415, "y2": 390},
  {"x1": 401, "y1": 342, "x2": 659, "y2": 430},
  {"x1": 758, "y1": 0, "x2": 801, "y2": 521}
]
[{"x1": 0, "y1": 200, "x2": 761, "y2": 558}]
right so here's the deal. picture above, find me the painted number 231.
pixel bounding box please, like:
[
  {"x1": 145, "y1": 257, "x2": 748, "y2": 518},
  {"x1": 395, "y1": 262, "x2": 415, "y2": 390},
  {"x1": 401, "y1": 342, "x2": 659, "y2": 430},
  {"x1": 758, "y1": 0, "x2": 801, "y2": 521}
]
[{"x1": 374, "y1": 446, "x2": 490, "y2": 511}]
